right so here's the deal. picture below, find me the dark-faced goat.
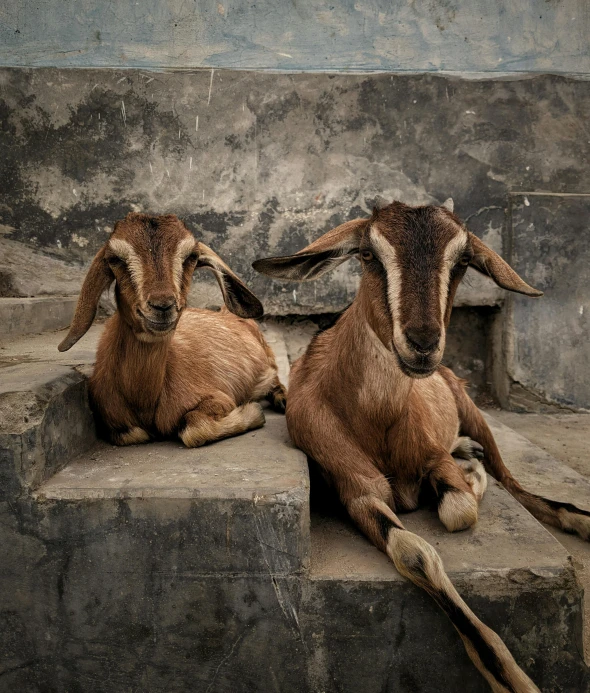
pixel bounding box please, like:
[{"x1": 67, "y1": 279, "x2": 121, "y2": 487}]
[
  {"x1": 253, "y1": 199, "x2": 590, "y2": 692},
  {"x1": 59, "y1": 213, "x2": 286, "y2": 446}
]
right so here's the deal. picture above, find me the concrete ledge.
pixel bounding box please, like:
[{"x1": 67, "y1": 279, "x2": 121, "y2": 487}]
[
  {"x1": 0, "y1": 362, "x2": 95, "y2": 497},
  {"x1": 1, "y1": 325, "x2": 588, "y2": 690},
  {"x1": 33, "y1": 412, "x2": 310, "y2": 575},
  {"x1": 0, "y1": 296, "x2": 78, "y2": 340},
  {"x1": 485, "y1": 412, "x2": 590, "y2": 512}
]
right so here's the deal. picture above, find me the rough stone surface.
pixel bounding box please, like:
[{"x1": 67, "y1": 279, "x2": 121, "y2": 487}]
[
  {"x1": 484, "y1": 412, "x2": 590, "y2": 520},
  {"x1": 0, "y1": 237, "x2": 85, "y2": 297},
  {"x1": 0, "y1": 362, "x2": 95, "y2": 495},
  {"x1": 0, "y1": 296, "x2": 78, "y2": 339},
  {"x1": 1, "y1": 0, "x2": 589, "y2": 74},
  {"x1": 35, "y1": 412, "x2": 310, "y2": 575},
  {"x1": 484, "y1": 409, "x2": 590, "y2": 661},
  {"x1": 4, "y1": 69, "x2": 590, "y2": 315},
  {"x1": 0, "y1": 323, "x2": 101, "y2": 369},
  {"x1": 0, "y1": 317, "x2": 589, "y2": 690},
  {"x1": 507, "y1": 194, "x2": 590, "y2": 410},
  {"x1": 487, "y1": 410, "x2": 590, "y2": 481}
]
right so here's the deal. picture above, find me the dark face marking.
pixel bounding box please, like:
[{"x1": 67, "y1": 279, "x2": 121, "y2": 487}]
[{"x1": 359, "y1": 202, "x2": 470, "y2": 378}]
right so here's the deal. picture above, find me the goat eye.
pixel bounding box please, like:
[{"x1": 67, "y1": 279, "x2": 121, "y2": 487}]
[
  {"x1": 108, "y1": 256, "x2": 125, "y2": 268},
  {"x1": 459, "y1": 254, "x2": 471, "y2": 266},
  {"x1": 361, "y1": 250, "x2": 374, "y2": 262},
  {"x1": 184, "y1": 253, "x2": 198, "y2": 264}
]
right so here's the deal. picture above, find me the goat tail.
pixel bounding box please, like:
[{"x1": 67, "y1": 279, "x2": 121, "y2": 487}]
[{"x1": 348, "y1": 495, "x2": 539, "y2": 692}]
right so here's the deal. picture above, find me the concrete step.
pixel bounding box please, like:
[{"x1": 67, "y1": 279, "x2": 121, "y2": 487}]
[
  {"x1": 484, "y1": 412, "x2": 590, "y2": 512},
  {"x1": 34, "y1": 412, "x2": 310, "y2": 576},
  {"x1": 0, "y1": 296, "x2": 79, "y2": 340},
  {"x1": 0, "y1": 362, "x2": 96, "y2": 496}
]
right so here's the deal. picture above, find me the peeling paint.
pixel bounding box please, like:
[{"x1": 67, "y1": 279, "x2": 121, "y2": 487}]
[{"x1": 1, "y1": 1, "x2": 590, "y2": 74}]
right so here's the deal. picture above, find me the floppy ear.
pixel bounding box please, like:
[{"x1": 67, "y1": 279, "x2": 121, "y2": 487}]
[
  {"x1": 252, "y1": 217, "x2": 368, "y2": 281},
  {"x1": 58, "y1": 246, "x2": 114, "y2": 351},
  {"x1": 196, "y1": 242, "x2": 263, "y2": 319},
  {"x1": 468, "y1": 233, "x2": 543, "y2": 297}
]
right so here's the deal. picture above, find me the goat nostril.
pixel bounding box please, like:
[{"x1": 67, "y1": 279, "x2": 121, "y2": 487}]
[{"x1": 405, "y1": 328, "x2": 441, "y2": 355}]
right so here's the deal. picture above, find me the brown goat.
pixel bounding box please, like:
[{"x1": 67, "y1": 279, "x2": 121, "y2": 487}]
[
  {"x1": 59, "y1": 213, "x2": 286, "y2": 446},
  {"x1": 253, "y1": 199, "x2": 590, "y2": 692}
]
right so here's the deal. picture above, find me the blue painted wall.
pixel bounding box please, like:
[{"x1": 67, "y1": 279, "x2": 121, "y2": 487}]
[{"x1": 1, "y1": 0, "x2": 589, "y2": 73}]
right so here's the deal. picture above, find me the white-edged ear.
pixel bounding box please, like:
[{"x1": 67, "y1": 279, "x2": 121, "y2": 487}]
[
  {"x1": 442, "y1": 198, "x2": 454, "y2": 213},
  {"x1": 252, "y1": 218, "x2": 368, "y2": 282}
]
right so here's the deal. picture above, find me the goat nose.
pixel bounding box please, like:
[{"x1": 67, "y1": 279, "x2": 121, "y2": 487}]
[
  {"x1": 147, "y1": 297, "x2": 176, "y2": 312},
  {"x1": 405, "y1": 326, "x2": 441, "y2": 354}
]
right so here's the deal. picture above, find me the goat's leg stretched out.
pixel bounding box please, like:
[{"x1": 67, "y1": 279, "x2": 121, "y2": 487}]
[
  {"x1": 348, "y1": 489, "x2": 537, "y2": 692},
  {"x1": 178, "y1": 393, "x2": 265, "y2": 448},
  {"x1": 448, "y1": 377, "x2": 590, "y2": 541},
  {"x1": 309, "y1": 437, "x2": 538, "y2": 692}
]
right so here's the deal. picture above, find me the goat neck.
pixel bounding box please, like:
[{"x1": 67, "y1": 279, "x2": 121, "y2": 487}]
[
  {"x1": 328, "y1": 288, "x2": 413, "y2": 414},
  {"x1": 109, "y1": 312, "x2": 170, "y2": 408}
]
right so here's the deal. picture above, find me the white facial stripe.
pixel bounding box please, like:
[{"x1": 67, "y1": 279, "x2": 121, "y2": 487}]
[
  {"x1": 439, "y1": 230, "x2": 469, "y2": 319},
  {"x1": 369, "y1": 228, "x2": 405, "y2": 347},
  {"x1": 173, "y1": 237, "x2": 196, "y2": 292},
  {"x1": 109, "y1": 238, "x2": 144, "y2": 296}
]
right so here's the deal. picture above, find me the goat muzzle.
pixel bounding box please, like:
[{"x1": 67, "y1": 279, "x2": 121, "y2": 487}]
[{"x1": 137, "y1": 304, "x2": 179, "y2": 335}]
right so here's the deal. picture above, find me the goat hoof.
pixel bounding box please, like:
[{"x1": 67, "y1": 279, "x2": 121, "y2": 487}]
[{"x1": 470, "y1": 440, "x2": 484, "y2": 459}]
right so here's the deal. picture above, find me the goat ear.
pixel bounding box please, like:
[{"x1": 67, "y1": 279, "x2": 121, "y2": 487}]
[
  {"x1": 252, "y1": 218, "x2": 368, "y2": 281},
  {"x1": 468, "y1": 233, "x2": 543, "y2": 297},
  {"x1": 58, "y1": 246, "x2": 114, "y2": 351},
  {"x1": 196, "y1": 242, "x2": 263, "y2": 319}
]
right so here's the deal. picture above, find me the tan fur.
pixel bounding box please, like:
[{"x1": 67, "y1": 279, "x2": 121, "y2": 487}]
[
  {"x1": 60, "y1": 213, "x2": 286, "y2": 447},
  {"x1": 456, "y1": 458, "x2": 488, "y2": 501},
  {"x1": 115, "y1": 426, "x2": 150, "y2": 446},
  {"x1": 180, "y1": 402, "x2": 266, "y2": 447}
]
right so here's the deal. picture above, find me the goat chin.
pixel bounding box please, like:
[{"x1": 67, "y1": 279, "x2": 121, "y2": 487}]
[
  {"x1": 391, "y1": 347, "x2": 439, "y2": 379},
  {"x1": 135, "y1": 330, "x2": 175, "y2": 343}
]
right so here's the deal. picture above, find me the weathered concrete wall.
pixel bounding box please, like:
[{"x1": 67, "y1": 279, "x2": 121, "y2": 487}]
[
  {"x1": 1, "y1": 0, "x2": 589, "y2": 74},
  {"x1": 506, "y1": 194, "x2": 590, "y2": 410},
  {"x1": 2, "y1": 69, "x2": 590, "y2": 317}
]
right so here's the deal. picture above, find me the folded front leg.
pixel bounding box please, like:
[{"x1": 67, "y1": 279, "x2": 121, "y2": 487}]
[
  {"x1": 429, "y1": 454, "x2": 480, "y2": 532},
  {"x1": 178, "y1": 392, "x2": 265, "y2": 447}
]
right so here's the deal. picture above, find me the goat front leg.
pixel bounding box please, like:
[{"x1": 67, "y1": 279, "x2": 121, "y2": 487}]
[
  {"x1": 178, "y1": 393, "x2": 265, "y2": 448},
  {"x1": 306, "y1": 428, "x2": 538, "y2": 693},
  {"x1": 339, "y1": 470, "x2": 538, "y2": 692},
  {"x1": 429, "y1": 453, "x2": 487, "y2": 532}
]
